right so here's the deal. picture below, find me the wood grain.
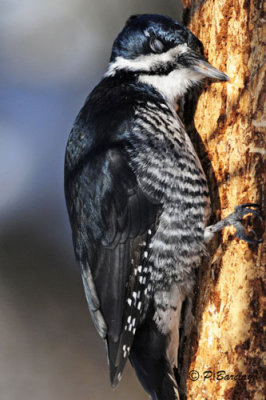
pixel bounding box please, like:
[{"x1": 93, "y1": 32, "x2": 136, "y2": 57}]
[{"x1": 180, "y1": 1, "x2": 265, "y2": 399}]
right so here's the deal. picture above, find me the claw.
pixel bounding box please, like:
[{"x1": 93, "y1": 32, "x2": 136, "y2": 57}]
[
  {"x1": 249, "y1": 229, "x2": 258, "y2": 239},
  {"x1": 236, "y1": 229, "x2": 263, "y2": 245},
  {"x1": 235, "y1": 203, "x2": 261, "y2": 208},
  {"x1": 234, "y1": 204, "x2": 263, "y2": 222},
  {"x1": 232, "y1": 204, "x2": 264, "y2": 244}
]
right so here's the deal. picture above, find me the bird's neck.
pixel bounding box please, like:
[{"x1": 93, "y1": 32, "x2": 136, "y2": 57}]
[{"x1": 138, "y1": 69, "x2": 195, "y2": 109}]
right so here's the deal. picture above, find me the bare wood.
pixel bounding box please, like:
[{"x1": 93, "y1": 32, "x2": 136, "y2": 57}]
[{"x1": 180, "y1": 1, "x2": 265, "y2": 399}]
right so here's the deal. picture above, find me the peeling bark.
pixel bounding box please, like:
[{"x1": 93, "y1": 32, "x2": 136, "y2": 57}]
[{"x1": 179, "y1": 1, "x2": 265, "y2": 399}]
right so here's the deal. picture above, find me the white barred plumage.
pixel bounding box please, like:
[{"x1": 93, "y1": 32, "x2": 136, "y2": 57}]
[{"x1": 65, "y1": 13, "x2": 261, "y2": 400}]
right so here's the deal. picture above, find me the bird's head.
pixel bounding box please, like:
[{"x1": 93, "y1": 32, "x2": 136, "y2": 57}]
[{"x1": 105, "y1": 14, "x2": 229, "y2": 105}]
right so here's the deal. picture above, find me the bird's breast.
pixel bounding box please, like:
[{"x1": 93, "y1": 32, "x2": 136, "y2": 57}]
[{"x1": 129, "y1": 100, "x2": 211, "y2": 289}]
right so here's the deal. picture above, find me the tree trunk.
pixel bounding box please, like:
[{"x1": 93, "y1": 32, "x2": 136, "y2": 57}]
[{"x1": 179, "y1": 1, "x2": 265, "y2": 399}]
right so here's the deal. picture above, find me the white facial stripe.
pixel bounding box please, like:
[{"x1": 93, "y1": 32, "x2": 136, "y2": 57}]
[
  {"x1": 105, "y1": 44, "x2": 188, "y2": 77},
  {"x1": 139, "y1": 68, "x2": 203, "y2": 106}
]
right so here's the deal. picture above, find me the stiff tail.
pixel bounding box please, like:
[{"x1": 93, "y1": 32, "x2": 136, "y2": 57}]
[
  {"x1": 129, "y1": 306, "x2": 181, "y2": 400},
  {"x1": 151, "y1": 371, "x2": 180, "y2": 400}
]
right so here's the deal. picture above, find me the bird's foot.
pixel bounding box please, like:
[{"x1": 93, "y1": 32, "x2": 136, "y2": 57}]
[
  {"x1": 204, "y1": 203, "x2": 263, "y2": 244},
  {"x1": 230, "y1": 203, "x2": 263, "y2": 244}
]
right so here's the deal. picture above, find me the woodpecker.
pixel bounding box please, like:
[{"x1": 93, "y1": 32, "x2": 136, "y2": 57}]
[{"x1": 65, "y1": 14, "x2": 262, "y2": 400}]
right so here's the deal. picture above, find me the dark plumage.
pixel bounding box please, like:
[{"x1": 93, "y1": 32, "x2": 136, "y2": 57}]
[{"x1": 65, "y1": 14, "x2": 261, "y2": 400}]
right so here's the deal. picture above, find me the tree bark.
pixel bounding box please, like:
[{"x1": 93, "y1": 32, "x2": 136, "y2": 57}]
[{"x1": 179, "y1": 1, "x2": 265, "y2": 399}]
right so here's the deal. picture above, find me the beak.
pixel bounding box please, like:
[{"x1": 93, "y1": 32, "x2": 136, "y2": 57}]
[{"x1": 191, "y1": 58, "x2": 229, "y2": 81}]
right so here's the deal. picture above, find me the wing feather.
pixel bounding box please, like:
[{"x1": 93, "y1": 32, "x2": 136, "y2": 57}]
[{"x1": 65, "y1": 144, "x2": 160, "y2": 382}]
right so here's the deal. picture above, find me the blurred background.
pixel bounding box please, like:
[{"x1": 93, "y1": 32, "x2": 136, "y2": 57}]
[{"x1": 0, "y1": 1, "x2": 182, "y2": 399}]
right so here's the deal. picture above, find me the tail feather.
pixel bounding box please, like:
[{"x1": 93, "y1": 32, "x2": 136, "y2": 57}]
[
  {"x1": 151, "y1": 372, "x2": 179, "y2": 400},
  {"x1": 130, "y1": 309, "x2": 180, "y2": 400}
]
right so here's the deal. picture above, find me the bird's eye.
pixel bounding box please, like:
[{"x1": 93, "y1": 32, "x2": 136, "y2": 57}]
[{"x1": 150, "y1": 38, "x2": 164, "y2": 53}]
